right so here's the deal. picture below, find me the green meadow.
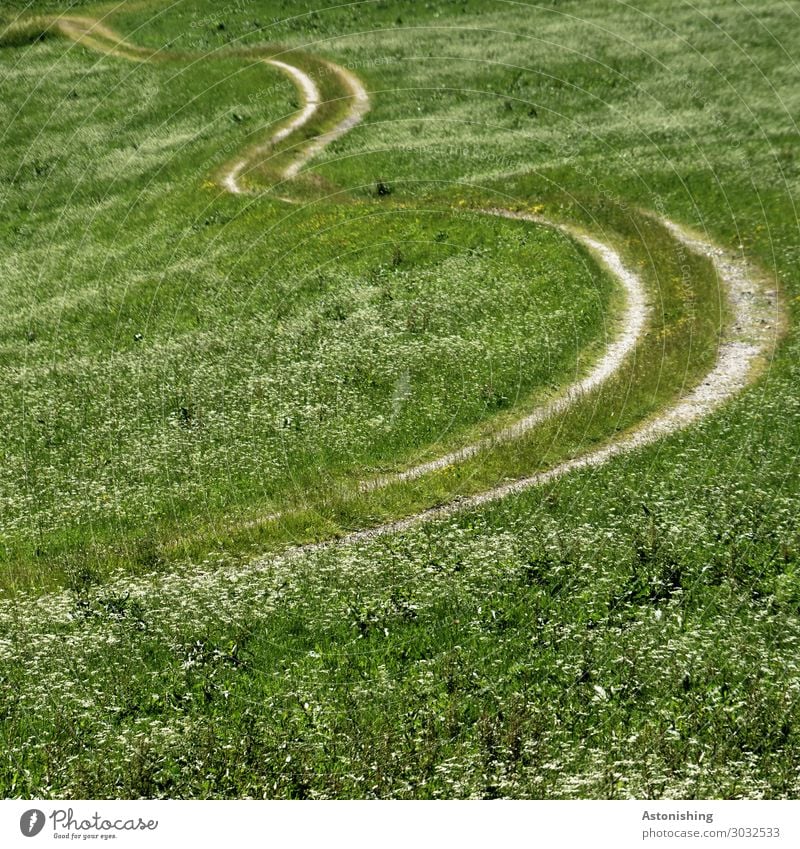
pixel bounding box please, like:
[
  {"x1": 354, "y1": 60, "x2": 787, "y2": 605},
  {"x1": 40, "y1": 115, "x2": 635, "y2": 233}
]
[{"x1": 0, "y1": 0, "x2": 798, "y2": 798}]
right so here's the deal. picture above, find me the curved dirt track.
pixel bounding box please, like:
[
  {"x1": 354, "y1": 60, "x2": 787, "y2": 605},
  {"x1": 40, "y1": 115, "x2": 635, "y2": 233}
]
[
  {"x1": 56, "y1": 15, "x2": 156, "y2": 62},
  {"x1": 185, "y1": 45, "x2": 653, "y2": 491},
  {"x1": 222, "y1": 59, "x2": 322, "y2": 193},
  {"x1": 222, "y1": 57, "x2": 369, "y2": 190},
  {"x1": 53, "y1": 18, "x2": 781, "y2": 553},
  {"x1": 282, "y1": 60, "x2": 370, "y2": 179},
  {"x1": 362, "y1": 210, "x2": 649, "y2": 491}
]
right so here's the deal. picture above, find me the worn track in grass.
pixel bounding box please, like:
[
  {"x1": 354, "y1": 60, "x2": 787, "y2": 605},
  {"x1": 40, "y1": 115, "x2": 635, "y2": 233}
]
[{"x1": 53, "y1": 16, "x2": 781, "y2": 560}]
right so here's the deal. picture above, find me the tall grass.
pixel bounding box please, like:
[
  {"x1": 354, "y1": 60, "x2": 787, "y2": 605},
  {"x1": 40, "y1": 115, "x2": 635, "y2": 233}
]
[{"x1": 0, "y1": 16, "x2": 50, "y2": 48}]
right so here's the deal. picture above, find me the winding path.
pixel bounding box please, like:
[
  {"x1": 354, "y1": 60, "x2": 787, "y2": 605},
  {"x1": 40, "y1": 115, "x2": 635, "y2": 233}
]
[
  {"x1": 222, "y1": 59, "x2": 322, "y2": 193},
  {"x1": 220, "y1": 57, "x2": 369, "y2": 191},
  {"x1": 54, "y1": 17, "x2": 781, "y2": 549}
]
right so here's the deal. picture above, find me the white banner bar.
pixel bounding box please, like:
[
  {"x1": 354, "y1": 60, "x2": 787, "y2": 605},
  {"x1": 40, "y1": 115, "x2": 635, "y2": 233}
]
[{"x1": 2, "y1": 800, "x2": 798, "y2": 848}]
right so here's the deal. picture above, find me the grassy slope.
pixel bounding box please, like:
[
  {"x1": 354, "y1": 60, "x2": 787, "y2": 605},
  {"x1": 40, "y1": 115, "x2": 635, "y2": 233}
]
[
  {"x1": 0, "y1": 16, "x2": 623, "y2": 588},
  {"x1": 0, "y1": 3, "x2": 729, "y2": 590},
  {"x1": 0, "y1": 0, "x2": 799, "y2": 798}
]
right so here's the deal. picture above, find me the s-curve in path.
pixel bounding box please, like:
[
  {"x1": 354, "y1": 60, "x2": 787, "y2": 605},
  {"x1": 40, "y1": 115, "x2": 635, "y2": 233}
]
[
  {"x1": 56, "y1": 17, "x2": 369, "y2": 193},
  {"x1": 209, "y1": 46, "x2": 652, "y2": 490},
  {"x1": 49, "y1": 17, "x2": 783, "y2": 552},
  {"x1": 282, "y1": 60, "x2": 370, "y2": 179},
  {"x1": 221, "y1": 57, "x2": 369, "y2": 191},
  {"x1": 222, "y1": 59, "x2": 322, "y2": 194}
]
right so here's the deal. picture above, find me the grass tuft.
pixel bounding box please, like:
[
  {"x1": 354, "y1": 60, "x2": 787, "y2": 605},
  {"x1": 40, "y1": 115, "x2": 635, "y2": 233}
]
[{"x1": 0, "y1": 16, "x2": 50, "y2": 48}]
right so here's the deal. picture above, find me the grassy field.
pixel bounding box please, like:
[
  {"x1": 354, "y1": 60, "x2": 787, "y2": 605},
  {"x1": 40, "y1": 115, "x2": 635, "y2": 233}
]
[{"x1": 1, "y1": 0, "x2": 799, "y2": 799}]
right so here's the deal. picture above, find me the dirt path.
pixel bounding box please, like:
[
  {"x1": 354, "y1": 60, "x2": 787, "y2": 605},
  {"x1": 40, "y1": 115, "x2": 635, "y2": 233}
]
[
  {"x1": 290, "y1": 219, "x2": 780, "y2": 553},
  {"x1": 233, "y1": 51, "x2": 778, "y2": 502},
  {"x1": 222, "y1": 59, "x2": 322, "y2": 193},
  {"x1": 55, "y1": 16, "x2": 157, "y2": 62},
  {"x1": 282, "y1": 60, "x2": 370, "y2": 179},
  {"x1": 50, "y1": 19, "x2": 782, "y2": 556}
]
